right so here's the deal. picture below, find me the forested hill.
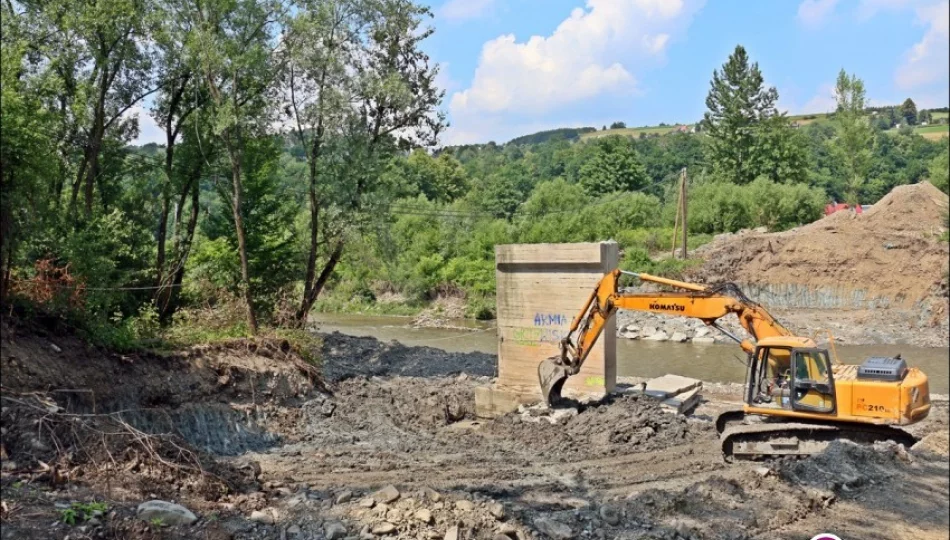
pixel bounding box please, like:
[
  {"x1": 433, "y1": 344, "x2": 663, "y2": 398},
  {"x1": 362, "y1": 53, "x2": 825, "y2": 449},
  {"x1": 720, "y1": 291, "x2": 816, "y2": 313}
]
[{"x1": 4, "y1": 0, "x2": 948, "y2": 345}]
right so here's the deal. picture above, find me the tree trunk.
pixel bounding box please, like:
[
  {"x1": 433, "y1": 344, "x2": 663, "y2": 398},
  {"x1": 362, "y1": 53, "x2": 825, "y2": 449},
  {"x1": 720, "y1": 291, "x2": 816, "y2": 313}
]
[
  {"x1": 295, "y1": 240, "x2": 344, "y2": 324},
  {"x1": 227, "y1": 141, "x2": 258, "y2": 334},
  {"x1": 295, "y1": 158, "x2": 323, "y2": 324},
  {"x1": 158, "y1": 176, "x2": 200, "y2": 322}
]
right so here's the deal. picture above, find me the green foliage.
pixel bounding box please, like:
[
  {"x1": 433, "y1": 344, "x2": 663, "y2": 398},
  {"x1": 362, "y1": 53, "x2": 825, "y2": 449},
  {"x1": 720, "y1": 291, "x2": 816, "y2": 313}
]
[
  {"x1": 901, "y1": 98, "x2": 918, "y2": 126},
  {"x1": 508, "y1": 127, "x2": 596, "y2": 145},
  {"x1": 834, "y1": 70, "x2": 874, "y2": 203},
  {"x1": 930, "y1": 146, "x2": 949, "y2": 194},
  {"x1": 577, "y1": 136, "x2": 649, "y2": 196},
  {"x1": 59, "y1": 502, "x2": 108, "y2": 526},
  {"x1": 688, "y1": 177, "x2": 825, "y2": 234}
]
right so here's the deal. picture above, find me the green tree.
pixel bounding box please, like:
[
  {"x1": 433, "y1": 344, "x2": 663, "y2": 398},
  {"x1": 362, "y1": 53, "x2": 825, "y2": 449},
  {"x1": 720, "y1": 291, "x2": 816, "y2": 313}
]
[
  {"x1": 610, "y1": 121, "x2": 627, "y2": 129},
  {"x1": 930, "y1": 146, "x2": 949, "y2": 194},
  {"x1": 577, "y1": 136, "x2": 648, "y2": 196},
  {"x1": 901, "y1": 98, "x2": 918, "y2": 126},
  {"x1": 833, "y1": 69, "x2": 874, "y2": 203},
  {"x1": 189, "y1": 0, "x2": 285, "y2": 333},
  {"x1": 702, "y1": 45, "x2": 780, "y2": 184}
]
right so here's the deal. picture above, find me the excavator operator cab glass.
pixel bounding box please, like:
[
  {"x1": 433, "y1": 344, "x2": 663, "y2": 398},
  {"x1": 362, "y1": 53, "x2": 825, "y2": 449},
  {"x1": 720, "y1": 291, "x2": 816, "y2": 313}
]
[{"x1": 789, "y1": 348, "x2": 836, "y2": 414}]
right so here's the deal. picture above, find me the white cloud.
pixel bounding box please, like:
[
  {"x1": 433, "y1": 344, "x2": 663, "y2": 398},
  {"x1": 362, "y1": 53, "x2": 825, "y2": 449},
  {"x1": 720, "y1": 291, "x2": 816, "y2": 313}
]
[
  {"x1": 446, "y1": 0, "x2": 703, "y2": 144},
  {"x1": 800, "y1": 83, "x2": 838, "y2": 114},
  {"x1": 440, "y1": 0, "x2": 495, "y2": 22},
  {"x1": 857, "y1": 0, "x2": 913, "y2": 20},
  {"x1": 895, "y1": 0, "x2": 949, "y2": 90},
  {"x1": 797, "y1": 0, "x2": 839, "y2": 27},
  {"x1": 128, "y1": 105, "x2": 165, "y2": 146}
]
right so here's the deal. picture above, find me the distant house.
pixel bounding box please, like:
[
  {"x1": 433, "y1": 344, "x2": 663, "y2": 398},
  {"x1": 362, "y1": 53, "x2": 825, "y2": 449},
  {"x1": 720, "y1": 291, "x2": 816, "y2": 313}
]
[
  {"x1": 790, "y1": 121, "x2": 801, "y2": 128},
  {"x1": 675, "y1": 125, "x2": 690, "y2": 133}
]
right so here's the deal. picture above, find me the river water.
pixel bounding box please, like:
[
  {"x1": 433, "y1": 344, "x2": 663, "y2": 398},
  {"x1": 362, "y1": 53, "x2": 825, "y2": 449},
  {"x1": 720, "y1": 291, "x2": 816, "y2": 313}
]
[{"x1": 311, "y1": 313, "x2": 950, "y2": 394}]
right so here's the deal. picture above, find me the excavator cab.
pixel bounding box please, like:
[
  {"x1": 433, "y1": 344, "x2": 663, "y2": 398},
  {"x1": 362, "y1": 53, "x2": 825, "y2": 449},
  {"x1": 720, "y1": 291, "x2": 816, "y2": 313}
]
[{"x1": 747, "y1": 338, "x2": 835, "y2": 415}]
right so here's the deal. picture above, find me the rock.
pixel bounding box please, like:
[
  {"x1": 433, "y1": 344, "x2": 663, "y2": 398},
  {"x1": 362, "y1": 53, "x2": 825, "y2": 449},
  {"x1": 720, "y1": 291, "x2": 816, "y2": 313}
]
[
  {"x1": 670, "y1": 331, "x2": 689, "y2": 343},
  {"x1": 488, "y1": 503, "x2": 505, "y2": 520},
  {"x1": 415, "y1": 509, "x2": 433, "y2": 524},
  {"x1": 445, "y1": 526, "x2": 460, "y2": 540},
  {"x1": 498, "y1": 523, "x2": 518, "y2": 534},
  {"x1": 694, "y1": 327, "x2": 711, "y2": 338},
  {"x1": 494, "y1": 535, "x2": 513, "y2": 540},
  {"x1": 599, "y1": 505, "x2": 621, "y2": 526},
  {"x1": 455, "y1": 500, "x2": 475, "y2": 512},
  {"x1": 534, "y1": 517, "x2": 572, "y2": 540},
  {"x1": 422, "y1": 487, "x2": 443, "y2": 502},
  {"x1": 321, "y1": 401, "x2": 336, "y2": 417},
  {"x1": 643, "y1": 330, "x2": 669, "y2": 342},
  {"x1": 546, "y1": 408, "x2": 578, "y2": 425},
  {"x1": 249, "y1": 509, "x2": 276, "y2": 524},
  {"x1": 336, "y1": 490, "x2": 353, "y2": 504},
  {"x1": 136, "y1": 500, "x2": 197, "y2": 526},
  {"x1": 691, "y1": 336, "x2": 716, "y2": 345},
  {"x1": 359, "y1": 497, "x2": 376, "y2": 508},
  {"x1": 285, "y1": 524, "x2": 303, "y2": 539},
  {"x1": 755, "y1": 466, "x2": 772, "y2": 477},
  {"x1": 373, "y1": 522, "x2": 397, "y2": 535},
  {"x1": 641, "y1": 326, "x2": 658, "y2": 337},
  {"x1": 325, "y1": 521, "x2": 348, "y2": 540},
  {"x1": 373, "y1": 485, "x2": 401, "y2": 504},
  {"x1": 49, "y1": 342, "x2": 62, "y2": 353}
]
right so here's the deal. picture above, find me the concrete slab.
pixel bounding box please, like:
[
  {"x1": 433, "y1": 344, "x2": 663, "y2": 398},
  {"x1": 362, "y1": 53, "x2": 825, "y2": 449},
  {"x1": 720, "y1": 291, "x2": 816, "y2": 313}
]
[
  {"x1": 660, "y1": 386, "x2": 702, "y2": 414},
  {"x1": 643, "y1": 374, "x2": 702, "y2": 399}
]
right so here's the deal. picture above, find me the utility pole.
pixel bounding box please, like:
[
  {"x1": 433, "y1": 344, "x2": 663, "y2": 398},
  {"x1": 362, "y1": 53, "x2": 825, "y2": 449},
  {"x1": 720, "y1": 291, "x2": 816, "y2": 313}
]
[
  {"x1": 680, "y1": 168, "x2": 688, "y2": 259},
  {"x1": 671, "y1": 181, "x2": 681, "y2": 258}
]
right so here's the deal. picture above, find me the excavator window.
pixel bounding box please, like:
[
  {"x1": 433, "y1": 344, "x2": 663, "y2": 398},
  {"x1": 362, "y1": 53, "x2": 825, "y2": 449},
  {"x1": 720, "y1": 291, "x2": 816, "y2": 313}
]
[{"x1": 790, "y1": 348, "x2": 836, "y2": 414}]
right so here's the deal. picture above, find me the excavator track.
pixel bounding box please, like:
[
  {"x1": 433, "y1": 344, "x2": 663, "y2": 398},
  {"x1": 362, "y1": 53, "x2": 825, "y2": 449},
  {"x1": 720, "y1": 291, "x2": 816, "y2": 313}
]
[{"x1": 720, "y1": 419, "x2": 917, "y2": 461}]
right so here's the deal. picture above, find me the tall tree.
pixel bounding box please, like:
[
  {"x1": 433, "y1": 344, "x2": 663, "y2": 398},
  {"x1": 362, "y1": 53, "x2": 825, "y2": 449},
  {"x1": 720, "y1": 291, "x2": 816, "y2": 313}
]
[
  {"x1": 701, "y1": 45, "x2": 780, "y2": 184},
  {"x1": 283, "y1": 0, "x2": 445, "y2": 325},
  {"x1": 901, "y1": 98, "x2": 918, "y2": 126},
  {"x1": 833, "y1": 69, "x2": 873, "y2": 203},
  {"x1": 189, "y1": 0, "x2": 285, "y2": 333},
  {"x1": 578, "y1": 136, "x2": 648, "y2": 196}
]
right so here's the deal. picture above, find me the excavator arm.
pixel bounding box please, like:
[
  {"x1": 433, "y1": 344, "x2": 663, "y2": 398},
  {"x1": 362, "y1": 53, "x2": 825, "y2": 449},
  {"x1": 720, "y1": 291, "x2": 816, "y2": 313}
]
[{"x1": 538, "y1": 269, "x2": 794, "y2": 405}]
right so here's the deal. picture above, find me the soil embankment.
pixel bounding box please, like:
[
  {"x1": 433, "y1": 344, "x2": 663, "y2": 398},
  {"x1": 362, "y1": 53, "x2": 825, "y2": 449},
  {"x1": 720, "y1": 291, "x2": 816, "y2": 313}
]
[
  {"x1": 616, "y1": 182, "x2": 950, "y2": 347},
  {"x1": 2, "y1": 325, "x2": 948, "y2": 540}
]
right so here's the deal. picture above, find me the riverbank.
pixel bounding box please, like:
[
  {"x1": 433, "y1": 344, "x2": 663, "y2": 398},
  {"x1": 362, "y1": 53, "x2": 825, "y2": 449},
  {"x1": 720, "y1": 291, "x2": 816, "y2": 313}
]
[{"x1": 2, "y1": 327, "x2": 947, "y2": 540}]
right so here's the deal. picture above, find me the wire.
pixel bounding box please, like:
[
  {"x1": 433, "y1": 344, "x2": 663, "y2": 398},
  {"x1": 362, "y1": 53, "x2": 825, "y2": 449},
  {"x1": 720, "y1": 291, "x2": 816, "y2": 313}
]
[{"x1": 10, "y1": 279, "x2": 183, "y2": 292}]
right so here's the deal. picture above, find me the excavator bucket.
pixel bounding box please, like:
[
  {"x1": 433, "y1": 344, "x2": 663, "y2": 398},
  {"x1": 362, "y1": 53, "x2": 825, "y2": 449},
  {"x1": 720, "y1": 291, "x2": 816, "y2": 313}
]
[{"x1": 538, "y1": 357, "x2": 572, "y2": 407}]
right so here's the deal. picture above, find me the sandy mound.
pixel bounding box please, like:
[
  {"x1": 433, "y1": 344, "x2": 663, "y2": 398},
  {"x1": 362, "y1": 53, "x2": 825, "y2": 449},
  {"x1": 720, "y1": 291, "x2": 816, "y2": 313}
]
[{"x1": 693, "y1": 182, "x2": 949, "y2": 308}]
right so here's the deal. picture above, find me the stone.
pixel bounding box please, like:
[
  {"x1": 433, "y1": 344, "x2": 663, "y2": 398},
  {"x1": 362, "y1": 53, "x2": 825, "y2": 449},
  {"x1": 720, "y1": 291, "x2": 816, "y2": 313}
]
[
  {"x1": 494, "y1": 535, "x2": 513, "y2": 540},
  {"x1": 249, "y1": 509, "x2": 276, "y2": 524},
  {"x1": 755, "y1": 467, "x2": 772, "y2": 477},
  {"x1": 691, "y1": 336, "x2": 716, "y2": 345},
  {"x1": 136, "y1": 500, "x2": 197, "y2": 526},
  {"x1": 321, "y1": 401, "x2": 336, "y2": 417},
  {"x1": 498, "y1": 523, "x2": 518, "y2": 534},
  {"x1": 534, "y1": 517, "x2": 573, "y2": 540},
  {"x1": 285, "y1": 524, "x2": 303, "y2": 539},
  {"x1": 325, "y1": 521, "x2": 348, "y2": 540},
  {"x1": 599, "y1": 505, "x2": 621, "y2": 526},
  {"x1": 641, "y1": 326, "x2": 658, "y2": 337},
  {"x1": 546, "y1": 408, "x2": 578, "y2": 425},
  {"x1": 373, "y1": 485, "x2": 401, "y2": 504},
  {"x1": 359, "y1": 497, "x2": 376, "y2": 508},
  {"x1": 694, "y1": 327, "x2": 711, "y2": 338},
  {"x1": 422, "y1": 487, "x2": 443, "y2": 502},
  {"x1": 642, "y1": 330, "x2": 669, "y2": 342},
  {"x1": 415, "y1": 509, "x2": 433, "y2": 524},
  {"x1": 373, "y1": 522, "x2": 397, "y2": 535},
  {"x1": 488, "y1": 502, "x2": 505, "y2": 520},
  {"x1": 669, "y1": 331, "x2": 689, "y2": 343},
  {"x1": 445, "y1": 526, "x2": 460, "y2": 540},
  {"x1": 336, "y1": 490, "x2": 353, "y2": 504},
  {"x1": 454, "y1": 500, "x2": 475, "y2": 512}
]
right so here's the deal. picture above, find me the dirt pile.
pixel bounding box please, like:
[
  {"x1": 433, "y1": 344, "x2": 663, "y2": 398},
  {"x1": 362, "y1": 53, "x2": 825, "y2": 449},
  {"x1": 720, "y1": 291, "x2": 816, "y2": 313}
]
[
  {"x1": 486, "y1": 395, "x2": 708, "y2": 459},
  {"x1": 318, "y1": 331, "x2": 495, "y2": 382},
  {"x1": 693, "y1": 182, "x2": 950, "y2": 308}
]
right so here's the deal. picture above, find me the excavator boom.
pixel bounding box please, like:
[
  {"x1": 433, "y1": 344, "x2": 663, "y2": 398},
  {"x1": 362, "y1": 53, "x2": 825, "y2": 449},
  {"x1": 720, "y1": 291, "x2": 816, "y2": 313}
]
[{"x1": 540, "y1": 269, "x2": 795, "y2": 405}]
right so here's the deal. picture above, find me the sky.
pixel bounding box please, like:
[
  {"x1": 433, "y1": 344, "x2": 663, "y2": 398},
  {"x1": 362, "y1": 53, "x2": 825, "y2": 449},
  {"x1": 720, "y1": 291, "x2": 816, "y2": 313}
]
[{"x1": 133, "y1": 0, "x2": 950, "y2": 146}]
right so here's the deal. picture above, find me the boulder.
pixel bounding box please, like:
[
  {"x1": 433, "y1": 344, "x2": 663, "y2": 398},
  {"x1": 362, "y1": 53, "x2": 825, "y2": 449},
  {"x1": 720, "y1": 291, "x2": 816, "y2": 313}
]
[
  {"x1": 373, "y1": 485, "x2": 401, "y2": 504},
  {"x1": 455, "y1": 500, "x2": 475, "y2": 512},
  {"x1": 136, "y1": 501, "x2": 197, "y2": 526},
  {"x1": 325, "y1": 520, "x2": 348, "y2": 539},
  {"x1": 335, "y1": 490, "x2": 353, "y2": 504},
  {"x1": 670, "y1": 331, "x2": 689, "y2": 343},
  {"x1": 415, "y1": 509, "x2": 433, "y2": 524},
  {"x1": 694, "y1": 327, "x2": 712, "y2": 338},
  {"x1": 643, "y1": 330, "x2": 669, "y2": 342},
  {"x1": 373, "y1": 522, "x2": 397, "y2": 535},
  {"x1": 534, "y1": 517, "x2": 573, "y2": 540},
  {"x1": 488, "y1": 502, "x2": 505, "y2": 520},
  {"x1": 445, "y1": 526, "x2": 460, "y2": 540}
]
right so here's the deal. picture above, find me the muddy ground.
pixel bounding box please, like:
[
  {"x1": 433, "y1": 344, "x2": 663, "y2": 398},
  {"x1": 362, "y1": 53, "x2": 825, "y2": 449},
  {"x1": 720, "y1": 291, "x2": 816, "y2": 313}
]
[{"x1": 1, "y1": 324, "x2": 948, "y2": 540}]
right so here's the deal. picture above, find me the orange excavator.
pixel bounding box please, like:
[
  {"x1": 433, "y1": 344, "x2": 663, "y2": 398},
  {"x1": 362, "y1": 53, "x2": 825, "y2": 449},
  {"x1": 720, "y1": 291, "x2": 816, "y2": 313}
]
[{"x1": 538, "y1": 269, "x2": 931, "y2": 460}]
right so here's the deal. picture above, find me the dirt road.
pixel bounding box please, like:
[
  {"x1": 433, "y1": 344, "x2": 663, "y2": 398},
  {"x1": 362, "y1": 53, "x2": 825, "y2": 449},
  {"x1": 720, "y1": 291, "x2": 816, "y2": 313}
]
[{"x1": 1, "y1": 327, "x2": 947, "y2": 540}]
